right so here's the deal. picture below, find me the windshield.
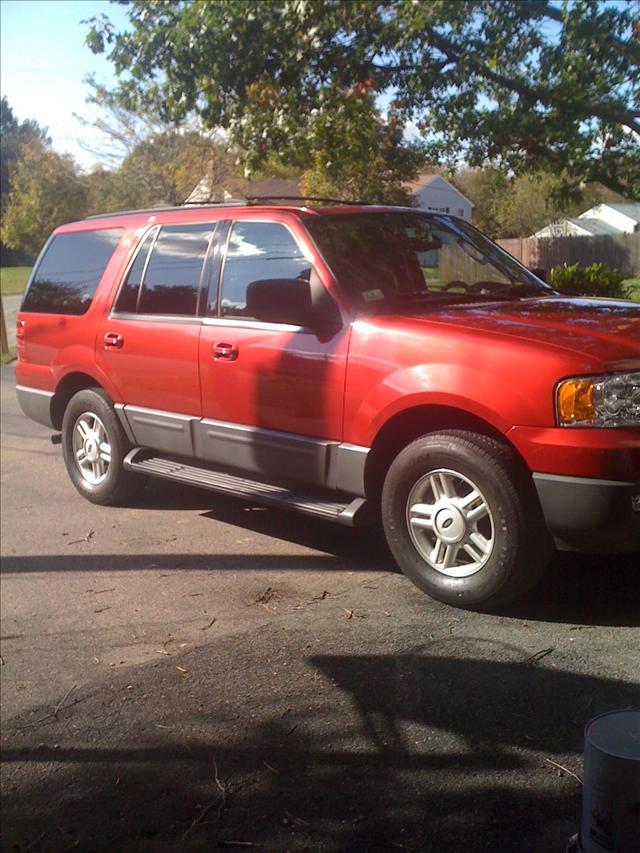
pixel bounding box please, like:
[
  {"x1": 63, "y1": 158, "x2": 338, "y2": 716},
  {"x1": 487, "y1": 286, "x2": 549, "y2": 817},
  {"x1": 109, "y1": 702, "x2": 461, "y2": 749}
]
[{"x1": 305, "y1": 212, "x2": 554, "y2": 311}]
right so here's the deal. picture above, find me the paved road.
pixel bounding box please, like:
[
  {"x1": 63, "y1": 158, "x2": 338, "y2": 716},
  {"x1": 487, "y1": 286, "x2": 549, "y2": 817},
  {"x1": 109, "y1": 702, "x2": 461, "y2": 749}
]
[{"x1": 1, "y1": 362, "x2": 638, "y2": 852}]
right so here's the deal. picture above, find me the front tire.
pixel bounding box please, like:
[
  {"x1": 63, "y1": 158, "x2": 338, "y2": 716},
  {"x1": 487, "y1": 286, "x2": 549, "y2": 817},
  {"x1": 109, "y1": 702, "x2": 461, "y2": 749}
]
[
  {"x1": 62, "y1": 388, "x2": 144, "y2": 505},
  {"x1": 381, "y1": 430, "x2": 551, "y2": 609}
]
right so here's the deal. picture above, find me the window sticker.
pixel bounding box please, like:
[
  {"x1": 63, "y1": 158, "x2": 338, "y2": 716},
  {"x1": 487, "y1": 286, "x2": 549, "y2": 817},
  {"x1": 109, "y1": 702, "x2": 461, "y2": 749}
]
[{"x1": 362, "y1": 288, "x2": 385, "y2": 302}]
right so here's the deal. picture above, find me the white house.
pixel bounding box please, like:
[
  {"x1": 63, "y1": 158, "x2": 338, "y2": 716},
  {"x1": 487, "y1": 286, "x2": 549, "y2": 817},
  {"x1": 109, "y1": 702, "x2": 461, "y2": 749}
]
[
  {"x1": 410, "y1": 173, "x2": 474, "y2": 221},
  {"x1": 532, "y1": 203, "x2": 640, "y2": 238}
]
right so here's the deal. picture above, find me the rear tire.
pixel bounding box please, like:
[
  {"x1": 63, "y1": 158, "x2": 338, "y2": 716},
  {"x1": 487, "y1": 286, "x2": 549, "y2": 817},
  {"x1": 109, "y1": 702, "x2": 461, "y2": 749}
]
[
  {"x1": 62, "y1": 388, "x2": 144, "y2": 506},
  {"x1": 381, "y1": 430, "x2": 551, "y2": 609}
]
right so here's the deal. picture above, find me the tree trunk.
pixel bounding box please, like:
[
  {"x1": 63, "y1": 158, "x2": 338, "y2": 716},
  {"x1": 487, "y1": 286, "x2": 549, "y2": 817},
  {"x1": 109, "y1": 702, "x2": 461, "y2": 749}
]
[{"x1": 0, "y1": 297, "x2": 9, "y2": 355}]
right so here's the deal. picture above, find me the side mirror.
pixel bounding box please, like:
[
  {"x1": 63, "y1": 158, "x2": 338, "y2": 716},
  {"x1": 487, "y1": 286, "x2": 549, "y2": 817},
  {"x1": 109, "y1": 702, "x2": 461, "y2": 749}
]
[{"x1": 245, "y1": 277, "x2": 341, "y2": 337}]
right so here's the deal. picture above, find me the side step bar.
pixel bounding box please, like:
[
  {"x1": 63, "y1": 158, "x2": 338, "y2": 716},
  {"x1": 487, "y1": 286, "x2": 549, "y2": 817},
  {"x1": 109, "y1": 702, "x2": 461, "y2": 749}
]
[{"x1": 123, "y1": 449, "x2": 371, "y2": 527}]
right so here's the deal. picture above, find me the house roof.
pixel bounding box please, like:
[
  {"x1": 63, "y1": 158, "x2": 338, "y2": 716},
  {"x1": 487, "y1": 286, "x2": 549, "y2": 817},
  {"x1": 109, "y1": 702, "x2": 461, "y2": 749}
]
[
  {"x1": 578, "y1": 202, "x2": 640, "y2": 224},
  {"x1": 408, "y1": 172, "x2": 474, "y2": 208},
  {"x1": 600, "y1": 203, "x2": 640, "y2": 223},
  {"x1": 566, "y1": 217, "x2": 622, "y2": 236}
]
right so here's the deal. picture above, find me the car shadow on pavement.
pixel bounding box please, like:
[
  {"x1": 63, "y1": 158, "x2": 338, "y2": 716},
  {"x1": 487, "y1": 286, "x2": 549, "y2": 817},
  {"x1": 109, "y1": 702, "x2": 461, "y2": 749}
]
[
  {"x1": 497, "y1": 550, "x2": 640, "y2": 627},
  {"x1": 0, "y1": 549, "x2": 383, "y2": 576},
  {"x1": 1, "y1": 549, "x2": 638, "y2": 630},
  {"x1": 2, "y1": 639, "x2": 637, "y2": 853}
]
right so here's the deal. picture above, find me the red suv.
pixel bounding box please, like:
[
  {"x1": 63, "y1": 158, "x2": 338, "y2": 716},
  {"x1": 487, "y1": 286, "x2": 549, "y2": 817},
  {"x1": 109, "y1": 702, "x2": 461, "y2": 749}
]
[{"x1": 15, "y1": 201, "x2": 640, "y2": 608}]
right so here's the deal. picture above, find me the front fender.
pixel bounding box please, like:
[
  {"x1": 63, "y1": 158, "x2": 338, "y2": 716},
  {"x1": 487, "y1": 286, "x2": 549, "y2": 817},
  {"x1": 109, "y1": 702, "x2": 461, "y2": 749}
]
[{"x1": 346, "y1": 362, "x2": 538, "y2": 447}]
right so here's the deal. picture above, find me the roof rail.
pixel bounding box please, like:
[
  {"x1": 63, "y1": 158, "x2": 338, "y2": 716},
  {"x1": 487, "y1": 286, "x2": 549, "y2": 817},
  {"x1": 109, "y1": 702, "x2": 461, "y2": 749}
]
[
  {"x1": 84, "y1": 200, "x2": 249, "y2": 220},
  {"x1": 83, "y1": 195, "x2": 375, "y2": 221},
  {"x1": 246, "y1": 195, "x2": 372, "y2": 206}
]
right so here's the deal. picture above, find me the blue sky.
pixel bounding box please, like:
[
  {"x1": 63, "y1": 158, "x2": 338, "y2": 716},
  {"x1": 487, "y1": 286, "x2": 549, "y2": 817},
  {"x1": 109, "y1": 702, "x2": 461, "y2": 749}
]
[{"x1": 1, "y1": 0, "x2": 131, "y2": 169}]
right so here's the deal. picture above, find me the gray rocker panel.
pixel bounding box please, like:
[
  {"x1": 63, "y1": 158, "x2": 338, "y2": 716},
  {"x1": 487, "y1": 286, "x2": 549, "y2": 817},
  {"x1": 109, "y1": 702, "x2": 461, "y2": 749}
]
[{"x1": 115, "y1": 404, "x2": 370, "y2": 496}]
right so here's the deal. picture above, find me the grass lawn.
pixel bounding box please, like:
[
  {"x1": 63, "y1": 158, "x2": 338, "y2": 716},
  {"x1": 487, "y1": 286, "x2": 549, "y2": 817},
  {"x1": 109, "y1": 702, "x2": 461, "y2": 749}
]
[{"x1": 1, "y1": 266, "x2": 31, "y2": 296}]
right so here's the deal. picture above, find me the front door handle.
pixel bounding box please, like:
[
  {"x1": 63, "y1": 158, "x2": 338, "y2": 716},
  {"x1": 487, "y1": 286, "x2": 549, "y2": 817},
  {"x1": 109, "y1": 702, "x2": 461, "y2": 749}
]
[
  {"x1": 104, "y1": 332, "x2": 124, "y2": 349},
  {"x1": 213, "y1": 341, "x2": 239, "y2": 361}
]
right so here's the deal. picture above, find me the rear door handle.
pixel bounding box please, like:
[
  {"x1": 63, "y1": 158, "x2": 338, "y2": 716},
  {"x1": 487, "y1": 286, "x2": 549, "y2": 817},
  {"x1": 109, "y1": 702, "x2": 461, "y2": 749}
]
[
  {"x1": 104, "y1": 332, "x2": 124, "y2": 349},
  {"x1": 212, "y1": 341, "x2": 239, "y2": 361}
]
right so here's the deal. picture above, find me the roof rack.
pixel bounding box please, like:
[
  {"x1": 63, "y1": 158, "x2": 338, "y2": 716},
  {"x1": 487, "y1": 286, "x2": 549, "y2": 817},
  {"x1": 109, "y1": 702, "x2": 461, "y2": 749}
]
[
  {"x1": 84, "y1": 200, "x2": 249, "y2": 220},
  {"x1": 84, "y1": 195, "x2": 374, "y2": 221},
  {"x1": 246, "y1": 196, "x2": 372, "y2": 206}
]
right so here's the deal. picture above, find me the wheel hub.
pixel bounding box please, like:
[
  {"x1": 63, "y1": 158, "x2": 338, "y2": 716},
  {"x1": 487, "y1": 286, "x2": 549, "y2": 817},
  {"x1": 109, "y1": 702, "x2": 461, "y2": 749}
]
[
  {"x1": 406, "y1": 468, "x2": 495, "y2": 578},
  {"x1": 71, "y1": 412, "x2": 111, "y2": 486},
  {"x1": 434, "y1": 504, "x2": 466, "y2": 543},
  {"x1": 85, "y1": 436, "x2": 100, "y2": 462}
]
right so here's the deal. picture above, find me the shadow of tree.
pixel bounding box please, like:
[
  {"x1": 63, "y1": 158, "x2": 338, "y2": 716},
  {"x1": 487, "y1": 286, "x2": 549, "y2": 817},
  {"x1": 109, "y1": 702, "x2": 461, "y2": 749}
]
[{"x1": 2, "y1": 633, "x2": 638, "y2": 852}]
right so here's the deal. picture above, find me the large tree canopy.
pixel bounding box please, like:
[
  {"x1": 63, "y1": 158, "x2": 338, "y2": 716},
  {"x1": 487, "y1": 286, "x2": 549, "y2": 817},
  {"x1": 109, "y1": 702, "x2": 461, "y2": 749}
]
[
  {"x1": 1, "y1": 140, "x2": 88, "y2": 255},
  {"x1": 88, "y1": 0, "x2": 639, "y2": 199},
  {"x1": 1, "y1": 98, "x2": 49, "y2": 202}
]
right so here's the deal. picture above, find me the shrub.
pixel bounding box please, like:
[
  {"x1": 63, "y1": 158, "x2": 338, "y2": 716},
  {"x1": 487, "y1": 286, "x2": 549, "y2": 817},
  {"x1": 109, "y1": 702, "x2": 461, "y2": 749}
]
[{"x1": 549, "y1": 263, "x2": 626, "y2": 299}]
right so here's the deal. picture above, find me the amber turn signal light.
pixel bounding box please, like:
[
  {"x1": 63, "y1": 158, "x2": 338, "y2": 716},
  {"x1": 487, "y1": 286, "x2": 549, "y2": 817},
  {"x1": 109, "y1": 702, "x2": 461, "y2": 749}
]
[{"x1": 557, "y1": 378, "x2": 595, "y2": 423}]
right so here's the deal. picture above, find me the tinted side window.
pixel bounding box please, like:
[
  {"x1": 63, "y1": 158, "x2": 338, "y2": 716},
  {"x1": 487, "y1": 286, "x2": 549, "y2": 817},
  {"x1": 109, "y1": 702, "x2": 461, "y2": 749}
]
[
  {"x1": 137, "y1": 223, "x2": 213, "y2": 316},
  {"x1": 22, "y1": 229, "x2": 123, "y2": 315},
  {"x1": 220, "y1": 222, "x2": 311, "y2": 319},
  {"x1": 114, "y1": 227, "x2": 158, "y2": 313}
]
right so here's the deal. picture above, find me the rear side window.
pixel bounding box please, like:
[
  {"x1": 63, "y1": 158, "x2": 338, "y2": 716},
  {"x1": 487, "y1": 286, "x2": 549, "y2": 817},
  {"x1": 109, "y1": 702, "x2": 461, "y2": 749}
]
[
  {"x1": 113, "y1": 223, "x2": 214, "y2": 316},
  {"x1": 22, "y1": 228, "x2": 123, "y2": 315},
  {"x1": 140, "y1": 223, "x2": 214, "y2": 316}
]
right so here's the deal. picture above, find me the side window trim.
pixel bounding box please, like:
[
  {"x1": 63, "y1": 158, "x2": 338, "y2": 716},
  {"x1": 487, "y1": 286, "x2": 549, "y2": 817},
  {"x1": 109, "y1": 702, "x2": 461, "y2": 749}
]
[
  {"x1": 201, "y1": 219, "x2": 231, "y2": 318},
  {"x1": 135, "y1": 225, "x2": 161, "y2": 313},
  {"x1": 209, "y1": 219, "x2": 235, "y2": 318},
  {"x1": 110, "y1": 224, "x2": 160, "y2": 317}
]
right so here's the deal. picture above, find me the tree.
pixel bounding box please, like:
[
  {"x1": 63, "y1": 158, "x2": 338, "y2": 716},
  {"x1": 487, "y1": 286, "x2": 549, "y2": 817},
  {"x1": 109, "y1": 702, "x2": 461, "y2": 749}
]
[
  {"x1": 457, "y1": 167, "x2": 627, "y2": 238},
  {"x1": 84, "y1": 130, "x2": 243, "y2": 213},
  {"x1": 1, "y1": 97, "x2": 50, "y2": 262},
  {"x1": 455, "y1": 167, "x2": 511, "y2": 237},
  {"x1": 300, "y1": 95, "x2": 422, "y2": 203},
  {"x1": 2, "y1": 140, "x2": 88, "y2": 255},
  {"x1": 87, "y1": 0, "x2": 639, "y2": 200},
  {"x1": 77, "y1": 77, "x2": 244, "y2": 211},
  {"x1": 1, "y1": 97, "x2": 49, "y2": 201}
]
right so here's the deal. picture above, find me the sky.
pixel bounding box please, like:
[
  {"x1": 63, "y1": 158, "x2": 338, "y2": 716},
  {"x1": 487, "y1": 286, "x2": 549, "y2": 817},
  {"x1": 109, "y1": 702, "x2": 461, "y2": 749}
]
[{"x1": 1, "y1": 0, "x2": 131, "y2": 169}]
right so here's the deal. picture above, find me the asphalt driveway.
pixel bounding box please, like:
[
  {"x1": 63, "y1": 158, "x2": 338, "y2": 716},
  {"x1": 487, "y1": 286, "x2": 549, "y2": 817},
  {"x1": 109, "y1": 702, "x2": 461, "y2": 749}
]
[{"x1": 1, "y1": 362, "x2": 638, "y2": 852}]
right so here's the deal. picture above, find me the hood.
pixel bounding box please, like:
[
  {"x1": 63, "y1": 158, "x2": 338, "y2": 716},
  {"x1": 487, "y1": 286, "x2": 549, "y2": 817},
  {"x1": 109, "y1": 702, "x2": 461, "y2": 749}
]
[{"x1": 391, "y1": 296, "x2": 640, "y2": 368}]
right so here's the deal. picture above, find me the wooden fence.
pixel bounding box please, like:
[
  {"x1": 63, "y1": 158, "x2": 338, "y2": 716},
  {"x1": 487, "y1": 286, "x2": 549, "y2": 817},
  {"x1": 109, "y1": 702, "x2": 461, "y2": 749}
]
[{"x1": 496, "y1": 233, "x2": 640, "y2": 277}]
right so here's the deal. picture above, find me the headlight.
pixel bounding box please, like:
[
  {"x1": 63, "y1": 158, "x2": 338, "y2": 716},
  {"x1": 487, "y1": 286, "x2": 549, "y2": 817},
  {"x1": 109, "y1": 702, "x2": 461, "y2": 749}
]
[{"x1": 556, "y1": 372, "x2": 640, "y2": 428}]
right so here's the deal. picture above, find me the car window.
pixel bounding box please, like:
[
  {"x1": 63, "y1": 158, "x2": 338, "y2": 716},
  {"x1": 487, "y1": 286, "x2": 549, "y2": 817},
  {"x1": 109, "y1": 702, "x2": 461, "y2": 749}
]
[
  {"x1": 114, "y1": 227, "x2": 158, "y2": 313},
  {"x1": 22, "y1": 228, "x2": 123, "y2": 315},
  {"x1": 305, "y1": 213, "x2": 552, "y2": 311},
  {"x1": 136, "y1": 223, "x2": 214, "y2": 316},
  {"x1": 219, "y1": 221, "x2": 311, "y2": 320}
]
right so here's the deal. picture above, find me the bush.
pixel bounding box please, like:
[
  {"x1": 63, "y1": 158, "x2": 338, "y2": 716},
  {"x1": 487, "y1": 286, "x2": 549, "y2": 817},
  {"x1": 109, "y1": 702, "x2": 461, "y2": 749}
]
[{"x1": 549, "y1": 263, "x2": 626, "y2": 299}]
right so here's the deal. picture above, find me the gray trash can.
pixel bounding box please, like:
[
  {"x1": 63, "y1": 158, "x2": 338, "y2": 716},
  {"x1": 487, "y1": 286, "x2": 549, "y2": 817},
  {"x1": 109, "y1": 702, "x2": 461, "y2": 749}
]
[{"x1": 570, "y1": 709, "x2": 640, "y2": 853}]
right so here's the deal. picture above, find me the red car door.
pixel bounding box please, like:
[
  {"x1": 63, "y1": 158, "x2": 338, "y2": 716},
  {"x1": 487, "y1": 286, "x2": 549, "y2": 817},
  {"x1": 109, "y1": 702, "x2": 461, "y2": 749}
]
[
  {"x1": 197, "y1": 215, "x2": 351, "y2": 485},
  {"x1": 96, "y1": 219, "x2": 221, "y2": 454}
]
